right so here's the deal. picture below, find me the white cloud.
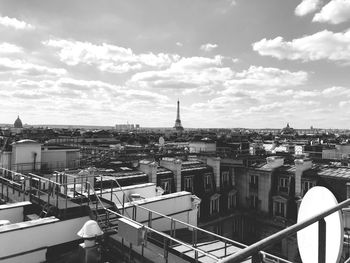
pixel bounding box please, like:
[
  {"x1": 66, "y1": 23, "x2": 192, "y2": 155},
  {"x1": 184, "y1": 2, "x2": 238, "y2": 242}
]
[
  {"x1": 339, "y1": 101, "x2": 350, "y2": 107},
  {"x1": 0, "y1": 16, "x2": 34, "y2": 30},
  {"x1": 176, "y1": 42, "x2": 183, "y2": 47},
  {"x1": 128, "y1": 55, "x2": 232, "y2": 90},
  {"x1": 295, "y1": 0, "x2": 322, "y2": 16},
  {"x1": 253, "y1": 30, "x2": 350, "y2": 63},
  {"x1": 44, "y1": 39, "x2": 180, "y2": 73},
  {"x1": 227, "y1": 66, "x2": 308, "y2": 87},
  {"x1": 322, "y1": 86, "x2": 350, "y2": 96},
  {"x1": 0, "y1": 43, "x2": 23, "y2": 53},
  {"x1": 200, "y1": 43, "x2": 218, "y2": 52},
  {"x1": 313, "y1": 0, "x2": 350, "y2": 24},
  {"x1": 0, "y1": 58, "x2": 66, "y2": 76}
]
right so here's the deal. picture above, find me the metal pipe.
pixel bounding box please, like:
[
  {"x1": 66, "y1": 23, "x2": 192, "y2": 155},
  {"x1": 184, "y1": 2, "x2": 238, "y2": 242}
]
[{"x1": 218, "y1": 198, "x2": 350, "y2": 263}]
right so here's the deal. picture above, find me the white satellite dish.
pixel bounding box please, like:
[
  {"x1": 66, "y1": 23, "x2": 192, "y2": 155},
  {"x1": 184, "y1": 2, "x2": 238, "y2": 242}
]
[{"x1": 297, "y1": 186, "x2": 343, "y2": 263}]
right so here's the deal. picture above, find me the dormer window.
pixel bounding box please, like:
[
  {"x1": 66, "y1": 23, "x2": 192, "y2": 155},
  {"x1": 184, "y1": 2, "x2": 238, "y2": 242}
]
[
  {"x1": 204, "y1": 174, "x2": 213, "y2": 191},
  {"x1": 278, "y1": 177, "x2": 289, "y2": 193},
  {"x1": 221, "y1": 171, "x2": 230, "y2": 187},
  {"x1": 249, "y1": 175, "x2": 258, "y2": 191},
  {"x1": 302, "y1": 180, "x2": 315, "y2": 196},
  {"x1": 160, "y1": 179, "x2": 172, "y2": 194},
  {"x1": 275, "y1": 201, "x2": 286, "y2": 217},
  {"x1": 184, "y1": 176, "x2": 194, "y2": 192}
]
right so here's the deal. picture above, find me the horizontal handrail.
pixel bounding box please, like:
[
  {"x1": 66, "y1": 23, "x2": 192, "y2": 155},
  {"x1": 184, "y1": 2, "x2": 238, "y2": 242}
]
[{"x1": 219, "y1": 198, "x2": 350, "y2": 263}]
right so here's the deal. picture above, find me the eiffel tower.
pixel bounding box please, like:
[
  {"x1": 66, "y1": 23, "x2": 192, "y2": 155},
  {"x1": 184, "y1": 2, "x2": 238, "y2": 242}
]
[{"x1": 173, "y1": 100, "x2": 184, "y2": 131}]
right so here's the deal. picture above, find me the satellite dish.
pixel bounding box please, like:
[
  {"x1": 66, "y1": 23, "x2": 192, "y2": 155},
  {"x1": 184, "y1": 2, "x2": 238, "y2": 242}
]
[
  {"x1": 159, "y1": 136, "x2": 165, "y2": 146},
  {"x1": 297, "y1": 186, "x2": 343, "y2": 263}
]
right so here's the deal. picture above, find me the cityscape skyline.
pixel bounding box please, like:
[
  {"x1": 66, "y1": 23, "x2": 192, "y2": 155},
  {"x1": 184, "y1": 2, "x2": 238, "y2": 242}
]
[{"x1": 0, "y1": 0, "x2": 350, "y2": 128}]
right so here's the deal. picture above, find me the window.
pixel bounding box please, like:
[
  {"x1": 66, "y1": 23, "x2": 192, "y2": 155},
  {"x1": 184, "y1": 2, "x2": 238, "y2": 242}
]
[
  {"x1": 249, "y1": 195, "x2": 259, "y2": 209},
  {"x1": 160, "y1": 179, "x2": 171, "y2": 194},
  {"x1": 210, "y1": 196, "x2": 220, "y2": 215},
  {"x1": 303, "y1": 181, "x2": 314, "y2": 196},
  {"x1": 249, "y1": 175, "x2": 258, "y2": 190},
  {"x1": 184, "y1": 176, "x2": 194, "y2": 192},
  {"x1": 222, "y1": 171, "x2": 230, "y2": 186},
  {"x1": 204, "y1": 174, "x2": 213, "y2": 191},
  {"x1": 228, "y1": 192, "x2": 236, "y2": 209},
  {"x1": 278, "y1": 177, "x2": 289, "y2": 193},
  {"x1": 275, "y1": 201, "x2": 285, "y2": 217}
]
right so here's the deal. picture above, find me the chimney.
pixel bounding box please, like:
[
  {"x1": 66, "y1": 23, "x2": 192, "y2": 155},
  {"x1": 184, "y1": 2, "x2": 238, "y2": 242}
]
[
  {"x1": 294, "y1": 158, "x2": 312, "y2": 197},
  {"x1": 139, "y1": 161, "x2": 157, "y2": 184},
  {"x1": 206, "y1": 157, "x2": 221, "y2": 191},
  {"x1": 266, "y1": 156, "x2": 284, "y2": 169},
  {"x1": 160, "y1": 158, "x2": 182, "y2": 192}
]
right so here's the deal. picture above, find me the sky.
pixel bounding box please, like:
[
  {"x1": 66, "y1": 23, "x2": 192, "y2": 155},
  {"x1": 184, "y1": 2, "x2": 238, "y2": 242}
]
[{"x1": 0, "y1": 0, "x2": 350, "y2": 129}]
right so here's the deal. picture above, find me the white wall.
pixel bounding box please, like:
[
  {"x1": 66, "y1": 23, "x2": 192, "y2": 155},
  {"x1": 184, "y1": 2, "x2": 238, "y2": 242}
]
[
  {"x1": 0, "y1": 202, "x2": 31, "y2": 224},
  {"x1": 0, "y1": 216, "x2": 90, "y2": 260},
  {"x1": 12, "y1": 143, "x2": 41, "y2": 172}
]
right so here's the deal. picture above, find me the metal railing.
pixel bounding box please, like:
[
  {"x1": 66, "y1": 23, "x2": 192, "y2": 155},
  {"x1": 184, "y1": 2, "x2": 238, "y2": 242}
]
[
  {"x1": 89, "y1": 176, "x2": 292, "y2": 262},
  {"x1": 85, "y1": 181, "x2": 221, "y2": 262}
]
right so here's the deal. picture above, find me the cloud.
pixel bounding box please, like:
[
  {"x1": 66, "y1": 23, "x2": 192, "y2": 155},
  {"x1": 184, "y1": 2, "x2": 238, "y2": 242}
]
[
  {"x1": 339, "y1": 101, "x2": 350, "y2": 107},
  {"x1": 0, "y1": 43, "x2": 23, "y2": 53},
  {"x1": 253, "y1": 30, "x2": 350, "y2": 63},
  {"x1": 0, "y1": 16, "x2": 34, "y2": 30},
  {"x1": 129, "y1": 55, "x2": 308, "y2": 98},
  {"x1": 43, "y1": 39, "x2": 180, "y2": 73},
  {"x1": 128, "y1": 55, "x2": 232, "y2": 90},
  {"x1": 226, "y1": 66, "x2": 308, "y2": 87},
  {"x1": 322, "y1": 86, "x2": 350, "y2": 96},
  {"x1": 200, "y1": 43, "x2": 218, "y2": 52},
  {"x1": 295, "y1": 0, "x2": 322, "y2": 16},
  {"x1": 313, "y1": 0, "x2": 350, "y2": 24},
  {"x1": 0, "y1": 58, "x2": 66, "y2": 76},
  {"x1": 176, "y1": 42, "x2": 183, "y2": 47}
]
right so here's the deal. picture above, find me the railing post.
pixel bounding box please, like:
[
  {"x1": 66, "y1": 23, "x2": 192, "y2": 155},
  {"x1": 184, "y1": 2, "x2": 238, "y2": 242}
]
[
  {"x1": 318, "y1": 219, "x2": 326, "y2": 263},
  {"x1": 148, "y1": 211, "x2": 152, "y2": 228},
  {"x1": 163, "y1": 238, "x2": 169, "y2": 263},
  {"x1": 110, "y1": 180, "x2": 113, "y2": 201},
  {"x1": 122, "y1": 193, "x2": 125, "y2": 215},
  {"x1": 133, "y1": 205, "x2": 137, "y2": 221},
  {"x1": 73, "y1": 178, "x2": 76, "y2": 198},
  {"x1": 56, "y1": 184, "x2": 59, "y2": 207},
  {"x1": 47, "y1": 182, "x2": 50, "y2": 205},
  {"x1": 65, "y1": 184, "x2": 68, "y2": 210},
  {"x1": 87, "y1": 185, "x2": 90, "y2": 205},
  {"x1": 37, "y1": 178, "x2": 41, "y2": 201},
  {"x1": 100, "y1": 175, "x2": 103, "y2": 196},
  {"x1": 192, "y1": 228, "x2": 198, "y2": 262}
]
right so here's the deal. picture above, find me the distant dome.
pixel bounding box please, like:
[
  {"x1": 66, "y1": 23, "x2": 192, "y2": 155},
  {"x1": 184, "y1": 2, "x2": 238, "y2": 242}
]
[
  {"x1": 280, "y1": 123, "x2": 296, "y2": 135},
  {"x1": 14, "y1": 116, "x2": 23, "y2": 128}
]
